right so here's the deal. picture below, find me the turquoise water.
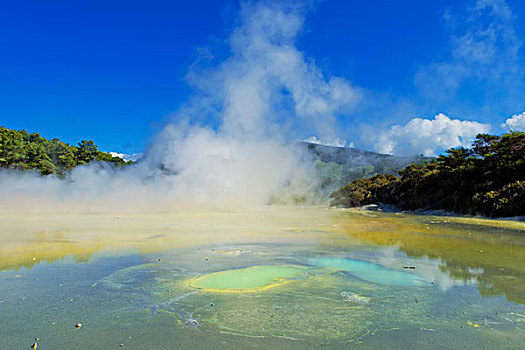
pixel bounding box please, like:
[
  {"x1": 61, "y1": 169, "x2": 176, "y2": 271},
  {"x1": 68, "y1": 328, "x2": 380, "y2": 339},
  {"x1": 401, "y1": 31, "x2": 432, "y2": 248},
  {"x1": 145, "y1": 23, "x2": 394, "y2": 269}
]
[
  {"x1": 308, "y1": 257, "x2": 430, "y2": 287},
  {"x1": 1, "y1": 208, "x2": 525, "y2": 349}
]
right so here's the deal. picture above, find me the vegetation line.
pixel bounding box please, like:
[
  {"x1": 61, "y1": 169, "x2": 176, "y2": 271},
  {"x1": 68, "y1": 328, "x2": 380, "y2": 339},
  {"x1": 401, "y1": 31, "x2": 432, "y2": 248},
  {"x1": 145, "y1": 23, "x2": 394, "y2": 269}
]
[
  {"x1": 0, "y1": 126, "x2": 131, "y2": 176},
  {"x1": 330, "y1": 132, "x2": 525, "y2": 218}
]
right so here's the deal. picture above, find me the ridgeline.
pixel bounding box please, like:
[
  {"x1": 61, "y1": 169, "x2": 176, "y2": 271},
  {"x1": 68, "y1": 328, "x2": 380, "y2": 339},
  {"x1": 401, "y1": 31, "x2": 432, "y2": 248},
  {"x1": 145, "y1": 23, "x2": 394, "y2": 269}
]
[
  {"x1": 300, "y1": 142, "x2": 432, "y2": 196},
  {"x1": 0, "y1": 127, "x2": 131, "y2": 176},
  {"x1": 330, "y1": 132, "x2": 525, "y2": 218}
]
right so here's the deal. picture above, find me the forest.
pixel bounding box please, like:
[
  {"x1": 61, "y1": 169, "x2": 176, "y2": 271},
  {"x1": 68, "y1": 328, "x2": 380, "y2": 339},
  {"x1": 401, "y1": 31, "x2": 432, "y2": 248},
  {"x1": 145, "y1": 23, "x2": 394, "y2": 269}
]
[
  {"x1": 330, "y1": 132, "x2": 525, "y2": 218},
  {"x1": 0, "y1": 127, "x2": 130, "y2": 176}
]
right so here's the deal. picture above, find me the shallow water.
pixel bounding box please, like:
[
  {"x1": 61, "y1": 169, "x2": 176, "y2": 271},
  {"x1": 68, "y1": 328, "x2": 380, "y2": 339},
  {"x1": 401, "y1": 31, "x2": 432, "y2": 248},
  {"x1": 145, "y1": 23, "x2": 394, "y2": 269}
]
[
  {"x1": 1, "y1": 207, "x2": 525, "y2": 349},
  {"x1": 307, "y1": 257, "x2": 430, "y2": 287},
  {"x1": 189, "y1": 265, "x2": 306, "y2": 292}
]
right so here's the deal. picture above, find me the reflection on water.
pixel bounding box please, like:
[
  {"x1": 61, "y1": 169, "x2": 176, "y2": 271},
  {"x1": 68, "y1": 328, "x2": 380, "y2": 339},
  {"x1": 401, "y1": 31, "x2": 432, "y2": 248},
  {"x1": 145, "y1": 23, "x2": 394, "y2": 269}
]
[
  {"x1": 0, "y1": 207, "x2": 524, "y2": 349},
  {"x1": 331, "y1": 213, "x2": 525, "y2": 305},
  {"x1": 308, "y1": 257, "x2": 430, "y2": 287}
]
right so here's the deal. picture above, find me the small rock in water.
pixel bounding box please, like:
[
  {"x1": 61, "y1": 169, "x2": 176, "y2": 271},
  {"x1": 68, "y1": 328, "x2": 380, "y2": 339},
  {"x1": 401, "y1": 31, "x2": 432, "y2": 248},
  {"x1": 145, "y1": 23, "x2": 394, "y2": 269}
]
[
  {"x1": 75, "y1": 323, "x2": 82, "y2": 328},
  {"x1": 187, "y1": 318, "x2": 199, "y2": 328},
  {"x1": 158, "y1": 258, "x2": 162, "y2": 262},
  {"x1": 31, "y1": 342, "x2": 37, "y2": 349},
  {"x1": 403, "y1": 266, "x2": 416, "y2": 269},
  {"x1": 341, "y1": 291, "x2": 370, "y2": 304},
  {"x1": 210, "y1": 303, "x2": 214, "y2": 307}
]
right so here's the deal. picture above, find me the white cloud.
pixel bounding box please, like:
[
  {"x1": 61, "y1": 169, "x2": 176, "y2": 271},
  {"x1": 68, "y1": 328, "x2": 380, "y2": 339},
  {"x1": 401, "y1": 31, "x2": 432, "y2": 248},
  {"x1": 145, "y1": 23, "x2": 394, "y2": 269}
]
[
  {"x1": 374, "y1": 113, "x2": 491, "y2": 156},
  {"x1": 502, "y1": 111, "x2": 525, "y2": 131},
  {"x1": 109, "y1": 152, "x2": 143, "y2": 162}
]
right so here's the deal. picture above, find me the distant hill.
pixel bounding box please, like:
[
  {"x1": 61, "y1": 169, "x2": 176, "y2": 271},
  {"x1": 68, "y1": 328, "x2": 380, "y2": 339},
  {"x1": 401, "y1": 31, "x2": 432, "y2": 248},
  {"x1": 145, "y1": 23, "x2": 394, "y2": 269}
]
[
  {"x1": 300, "y1": 141, "x2": 432, "y2": 196},
  {"x1": 0, "y1": 127, "x2": 131, "y2": 176}
]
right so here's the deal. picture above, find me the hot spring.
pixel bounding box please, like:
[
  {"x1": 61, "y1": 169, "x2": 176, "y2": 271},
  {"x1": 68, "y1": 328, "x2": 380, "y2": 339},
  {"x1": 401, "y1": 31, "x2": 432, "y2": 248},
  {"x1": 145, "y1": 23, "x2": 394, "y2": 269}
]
[{"x1": 1, "y1": 206, "x2": 525, "y2": 349}]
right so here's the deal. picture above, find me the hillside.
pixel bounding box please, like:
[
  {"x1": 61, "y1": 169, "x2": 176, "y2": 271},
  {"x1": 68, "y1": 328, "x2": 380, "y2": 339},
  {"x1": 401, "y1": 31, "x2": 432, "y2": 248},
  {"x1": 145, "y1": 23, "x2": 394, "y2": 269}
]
[
  {"x1": 329, "y1": 132, "x2": 525, "y2": 218},
  {"x1": 0, "y1": 127, "x2": 131, "y2": 176},
  {"x1": 300, "y1": 142, "x2": 432, "y2": 195}
]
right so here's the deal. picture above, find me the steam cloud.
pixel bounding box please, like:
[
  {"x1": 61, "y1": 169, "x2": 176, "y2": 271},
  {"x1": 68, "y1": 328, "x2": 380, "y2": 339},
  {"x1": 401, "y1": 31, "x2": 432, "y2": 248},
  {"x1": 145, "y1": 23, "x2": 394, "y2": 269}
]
[
  {"x1": 303, "y1": 136, "x2": 350, "y2": 148},
  {"x1": 0, "y1": 1, "x2": 360, "y2": 213}
]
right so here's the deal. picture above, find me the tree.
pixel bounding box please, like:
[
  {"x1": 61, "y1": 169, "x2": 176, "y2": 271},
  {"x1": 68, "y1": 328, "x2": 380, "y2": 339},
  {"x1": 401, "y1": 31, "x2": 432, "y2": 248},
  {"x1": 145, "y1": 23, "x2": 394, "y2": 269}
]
[
  {"x1": 472, "y1": 133, "x2": 500, "y2": 158},
  {"x1": 330, "y1": 131, "x2": 525, "y2": 217},
  {"x1": 436, "y1": 147, "x2": 473, "y2": 168},
  {"x1": 0, "y1": 127, "x2": 132, "y2": 175},
  {"x1": 75, "y1": 140, "x2": 98, "y2": 164}
]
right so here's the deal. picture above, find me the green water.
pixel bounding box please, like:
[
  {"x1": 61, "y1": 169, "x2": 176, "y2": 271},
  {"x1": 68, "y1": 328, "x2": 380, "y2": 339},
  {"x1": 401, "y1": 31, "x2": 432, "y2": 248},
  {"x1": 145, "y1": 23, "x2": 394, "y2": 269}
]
[
  {"x1": 1, "y1": 207, "x2": 525, "y2": 349},
  {"x1": 189, "y1": 265, "x2": 305, "y2": 292}
]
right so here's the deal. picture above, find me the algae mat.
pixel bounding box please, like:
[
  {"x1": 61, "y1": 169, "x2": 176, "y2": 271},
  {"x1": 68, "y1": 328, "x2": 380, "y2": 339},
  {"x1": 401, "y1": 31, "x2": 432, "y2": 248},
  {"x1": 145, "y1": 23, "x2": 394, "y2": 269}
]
[{"x1": 189, "y1": 265, "x2": 305, "y2": 292}]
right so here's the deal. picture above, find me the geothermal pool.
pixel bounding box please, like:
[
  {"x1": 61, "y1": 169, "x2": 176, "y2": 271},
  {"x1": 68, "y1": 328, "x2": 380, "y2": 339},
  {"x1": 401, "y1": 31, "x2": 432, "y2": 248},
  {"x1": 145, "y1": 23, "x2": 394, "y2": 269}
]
[{"x1": 1, "y1": 207, "x2": 525, "y2": 349}]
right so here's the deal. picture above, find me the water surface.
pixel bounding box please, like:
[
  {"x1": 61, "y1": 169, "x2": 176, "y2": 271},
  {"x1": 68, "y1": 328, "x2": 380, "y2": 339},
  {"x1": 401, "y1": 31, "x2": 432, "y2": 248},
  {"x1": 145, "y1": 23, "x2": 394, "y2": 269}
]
[{"x1": 1, "y1": 207, "x2": 525, "y2": 349}]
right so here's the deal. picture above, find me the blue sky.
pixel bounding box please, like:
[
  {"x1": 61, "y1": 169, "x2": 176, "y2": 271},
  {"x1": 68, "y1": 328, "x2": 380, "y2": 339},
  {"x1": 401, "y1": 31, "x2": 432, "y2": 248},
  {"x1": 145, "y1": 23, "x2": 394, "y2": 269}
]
[{"x1": 1, "y1": 0, "x2": 525, "y2": 156}]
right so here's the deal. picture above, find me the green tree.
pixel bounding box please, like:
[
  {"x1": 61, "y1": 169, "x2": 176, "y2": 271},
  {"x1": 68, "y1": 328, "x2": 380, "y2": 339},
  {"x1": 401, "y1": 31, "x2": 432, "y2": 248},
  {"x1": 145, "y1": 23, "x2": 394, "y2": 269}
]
[
  {"x1": 0, "y1": 127, "x2": 132, "y2": 175},
  {"x1": 75, "y1": 140, "x2": 98, "y2": 165},
  {"x1": 330, "y1": 131, "x2": 525, "y2": 218}
]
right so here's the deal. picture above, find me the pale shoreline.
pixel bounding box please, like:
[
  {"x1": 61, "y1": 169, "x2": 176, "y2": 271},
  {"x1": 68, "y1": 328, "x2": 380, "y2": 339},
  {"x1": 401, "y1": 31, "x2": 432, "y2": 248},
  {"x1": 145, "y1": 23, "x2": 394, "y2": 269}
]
[{"x1": 337, "y1": 203, "x2": 525, "y2": 223}]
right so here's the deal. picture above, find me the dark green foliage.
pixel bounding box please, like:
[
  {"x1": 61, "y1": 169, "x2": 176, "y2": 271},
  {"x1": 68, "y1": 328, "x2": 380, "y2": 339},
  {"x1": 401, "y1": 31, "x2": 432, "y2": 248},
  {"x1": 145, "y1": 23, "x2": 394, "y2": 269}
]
[
  {"x1": 330, "y1": 174, "x2": 397, "y2": 208},
  {"x1": 330, "y1": 132, "x2": 525, "y2": 218},
  {"x1": 0, "y1": 127, "x2": 131, "y2": 176}
]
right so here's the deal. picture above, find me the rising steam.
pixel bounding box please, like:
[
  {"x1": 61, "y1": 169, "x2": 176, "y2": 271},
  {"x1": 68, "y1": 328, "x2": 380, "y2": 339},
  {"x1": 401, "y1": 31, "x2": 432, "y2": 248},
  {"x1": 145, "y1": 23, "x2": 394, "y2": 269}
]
[{"x1": 0, "y1": 1, "x2": 360, "y2": 213}]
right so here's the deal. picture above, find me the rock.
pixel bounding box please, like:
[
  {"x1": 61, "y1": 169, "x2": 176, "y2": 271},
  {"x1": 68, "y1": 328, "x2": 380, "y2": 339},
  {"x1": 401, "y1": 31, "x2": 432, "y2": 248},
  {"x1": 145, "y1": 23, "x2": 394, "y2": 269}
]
[
  {"x1": 31, "y1": 342, "x2": 37, "y2": 349},
  {"x1": 75, "y1": 323, "x2": 82, "y2": 328},
  {"x1": 341, "y1": 291, "x2": 371, "y2": 304}
]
